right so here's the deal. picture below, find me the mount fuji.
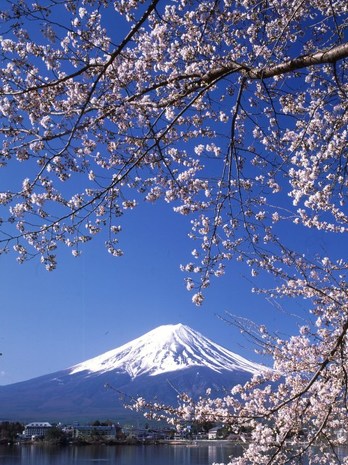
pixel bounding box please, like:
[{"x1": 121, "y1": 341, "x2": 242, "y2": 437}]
[{"x1": 0, "y1": 324, "x2": 265, "y2": 422}]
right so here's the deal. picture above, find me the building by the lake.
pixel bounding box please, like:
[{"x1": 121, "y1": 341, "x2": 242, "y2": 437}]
[{"x1": 22, "y1": 422, "x2": 53, "y2": 439}]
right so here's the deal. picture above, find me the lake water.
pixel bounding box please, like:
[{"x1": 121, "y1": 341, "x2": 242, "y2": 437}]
[
  {"x1": 0, "y1": 443, "x2": 244, "y2": 465},
  {"x1": 2, "y1": 443, "x2": 348, "y2": 465}
]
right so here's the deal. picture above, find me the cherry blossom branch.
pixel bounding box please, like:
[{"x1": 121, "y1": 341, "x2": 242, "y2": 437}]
[{"x1": 203, "y1": 42, "x2": 348, "y2": 83}]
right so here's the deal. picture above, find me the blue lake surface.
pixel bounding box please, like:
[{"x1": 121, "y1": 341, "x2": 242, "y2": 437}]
[
  {"x1": 0, "y1": 443, "x2": 243, "y2": 465},
  {"x1": 2, "y1": 443, "x2": 348, "y2": 465}
]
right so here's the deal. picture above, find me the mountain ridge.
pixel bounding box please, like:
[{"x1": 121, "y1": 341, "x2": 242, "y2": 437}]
[{"x1": 0, "y1": 324, "x2": 265, "y2": 422}]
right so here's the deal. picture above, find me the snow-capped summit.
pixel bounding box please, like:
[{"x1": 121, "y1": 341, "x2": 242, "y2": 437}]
[{"x1": 70, "y1": 323, "x2": 263, "y2": 379}]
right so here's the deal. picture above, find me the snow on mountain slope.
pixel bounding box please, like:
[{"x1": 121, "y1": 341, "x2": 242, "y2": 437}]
[{"x1": 70, "y1": 323, "x2": 264, "y2": 379}]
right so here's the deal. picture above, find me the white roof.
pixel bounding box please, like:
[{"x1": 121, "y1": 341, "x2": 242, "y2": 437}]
[{"x1": 25, "y1": 422, "x2": 52, "y2": 427}]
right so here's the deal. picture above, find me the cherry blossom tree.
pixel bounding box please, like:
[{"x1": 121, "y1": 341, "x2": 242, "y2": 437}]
[{"x1": 1, "y1": 0, "x2": 348, "y2": 463}]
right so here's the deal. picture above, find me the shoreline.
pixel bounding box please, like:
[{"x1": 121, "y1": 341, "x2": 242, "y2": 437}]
[{"x1": 8, "y1": 438, "x2": 243, "y2": 447}]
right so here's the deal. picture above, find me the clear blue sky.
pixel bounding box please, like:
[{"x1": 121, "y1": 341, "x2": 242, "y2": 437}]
[{"x1": 0, "y1": 195, "x2": 317, "y2": 386}]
